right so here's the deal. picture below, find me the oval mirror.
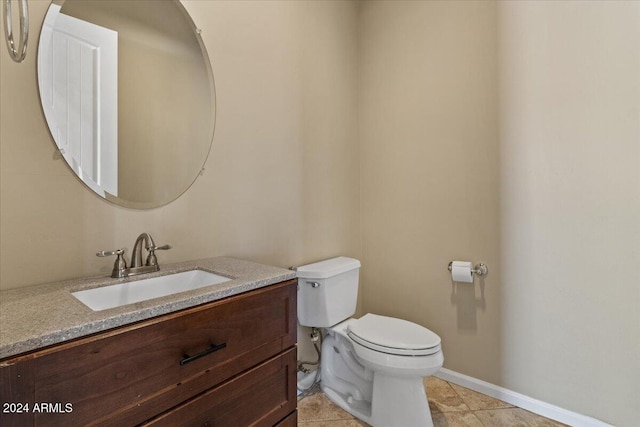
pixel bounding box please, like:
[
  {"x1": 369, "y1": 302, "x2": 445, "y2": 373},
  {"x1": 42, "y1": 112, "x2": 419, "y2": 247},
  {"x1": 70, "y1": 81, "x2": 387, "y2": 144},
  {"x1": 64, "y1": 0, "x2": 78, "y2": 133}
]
[{"x1": 37, "y1": 0, "x2": 215, "y2": 209}]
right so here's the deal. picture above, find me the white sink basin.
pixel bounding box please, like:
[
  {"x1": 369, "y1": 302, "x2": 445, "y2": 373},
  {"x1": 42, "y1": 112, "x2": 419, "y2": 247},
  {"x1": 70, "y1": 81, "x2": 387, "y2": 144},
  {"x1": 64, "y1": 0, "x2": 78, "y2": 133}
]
[{"x1": 72, "y1": 270, "x2": 231, "y2": 311}]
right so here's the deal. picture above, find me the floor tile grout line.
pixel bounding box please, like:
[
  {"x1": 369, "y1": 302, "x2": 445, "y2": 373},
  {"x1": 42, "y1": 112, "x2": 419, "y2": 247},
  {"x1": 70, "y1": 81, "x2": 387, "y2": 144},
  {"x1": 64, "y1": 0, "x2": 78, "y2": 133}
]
[
  {"x1": 432, "y1": 406, "x2": 471, "y2": 413},
  {"x1": 446, "y1": 379, "x2": 516, "y2": 411},
  {"x1": 302, "y1": 381, "x2": 563, "y2": 426},
  {"x1": 447, "y1": 379, "x2": 474, "y2": 412},
  {"x1": 445, "y1": 379, "x2": 482, "y2": 411},
  {"x1": 472, "y1": 410, "x2": 490, "y2": 427},
  {"x1": 432, "y1": 379, "x2": 471, "y2": 413},
  {"x1": 435, "y1": 379, "x2": 549, "y2": 427},
  {"x1": 446, "y1": 379, "x2": 465, "y2": 400}
]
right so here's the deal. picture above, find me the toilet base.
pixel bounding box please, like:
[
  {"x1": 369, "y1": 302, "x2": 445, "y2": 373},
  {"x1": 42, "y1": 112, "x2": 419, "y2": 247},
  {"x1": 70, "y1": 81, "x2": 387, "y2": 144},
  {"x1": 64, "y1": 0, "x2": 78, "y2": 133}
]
[
  {"x1": 320, "y1": 322, "x2": 440, "y2": 427},
  {"x1": 322, "y1": 372, "x2": 434, "y2": 427},
  {"x1": 370, "y1": 372, "x2": 433, "y2": 427}
]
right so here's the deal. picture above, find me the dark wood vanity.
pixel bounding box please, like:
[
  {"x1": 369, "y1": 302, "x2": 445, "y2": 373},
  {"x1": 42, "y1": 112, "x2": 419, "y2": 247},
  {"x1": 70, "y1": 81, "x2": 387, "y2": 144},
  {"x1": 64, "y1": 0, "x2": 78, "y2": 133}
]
[{"x1": 0, "y1": 280, "x2": 297, "y2": 426}]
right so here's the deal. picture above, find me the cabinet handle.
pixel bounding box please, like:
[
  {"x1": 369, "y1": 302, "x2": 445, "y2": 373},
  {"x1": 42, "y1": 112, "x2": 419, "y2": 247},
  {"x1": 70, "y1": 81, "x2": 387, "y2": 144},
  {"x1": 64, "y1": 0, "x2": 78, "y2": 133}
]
[{"x1": 180, "y1": 342, "x2": 227, "y2": 366}]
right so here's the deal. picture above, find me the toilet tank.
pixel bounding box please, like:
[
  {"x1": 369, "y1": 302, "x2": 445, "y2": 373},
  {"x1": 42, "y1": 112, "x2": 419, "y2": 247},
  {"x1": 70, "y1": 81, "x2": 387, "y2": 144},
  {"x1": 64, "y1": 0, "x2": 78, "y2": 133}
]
[{"x1": 296, "y1": 257, "x2": 361, "y2": 327}]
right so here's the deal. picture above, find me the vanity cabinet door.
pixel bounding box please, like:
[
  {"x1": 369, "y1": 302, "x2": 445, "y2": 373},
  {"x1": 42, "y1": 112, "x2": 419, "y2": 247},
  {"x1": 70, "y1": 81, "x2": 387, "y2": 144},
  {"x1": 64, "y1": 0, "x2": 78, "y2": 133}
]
[{"x1": 0, "y1": 280, "x2": 296, "y2": 427}]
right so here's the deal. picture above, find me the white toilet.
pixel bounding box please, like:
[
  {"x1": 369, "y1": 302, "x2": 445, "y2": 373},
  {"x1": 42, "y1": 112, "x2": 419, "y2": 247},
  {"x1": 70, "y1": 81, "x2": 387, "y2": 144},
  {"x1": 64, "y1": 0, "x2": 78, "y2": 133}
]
[{"x1": 297, "y1": 257, "x2": 444, "y2": 427}]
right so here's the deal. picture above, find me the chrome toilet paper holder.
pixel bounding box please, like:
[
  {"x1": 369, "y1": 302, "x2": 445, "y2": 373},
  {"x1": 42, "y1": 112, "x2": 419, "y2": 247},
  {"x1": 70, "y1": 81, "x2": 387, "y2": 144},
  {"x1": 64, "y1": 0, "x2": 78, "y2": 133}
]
[{"x1": 448, "y1": 261, "x2": 488, "y2": 277}]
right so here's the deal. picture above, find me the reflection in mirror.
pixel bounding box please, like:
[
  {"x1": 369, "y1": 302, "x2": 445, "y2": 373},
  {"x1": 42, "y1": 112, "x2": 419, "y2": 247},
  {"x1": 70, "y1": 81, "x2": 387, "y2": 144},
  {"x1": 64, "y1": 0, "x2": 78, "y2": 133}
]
[{"x1": 37, "y1": 0, "x2": 215, "y2": 209}]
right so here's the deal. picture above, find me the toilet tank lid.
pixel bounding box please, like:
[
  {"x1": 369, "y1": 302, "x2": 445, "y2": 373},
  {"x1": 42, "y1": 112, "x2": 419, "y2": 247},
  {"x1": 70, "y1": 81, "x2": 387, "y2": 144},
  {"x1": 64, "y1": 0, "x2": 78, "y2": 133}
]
[{"x1": 296, "y1": 257, "x2": 361, "y2": 279}]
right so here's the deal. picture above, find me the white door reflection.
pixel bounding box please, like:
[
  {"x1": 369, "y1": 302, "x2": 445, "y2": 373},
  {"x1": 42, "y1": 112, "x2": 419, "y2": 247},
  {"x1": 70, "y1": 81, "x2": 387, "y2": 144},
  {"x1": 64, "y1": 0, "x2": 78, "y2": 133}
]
[{"x1": 39, "y1": 4, "x2": 118, "y2": 197}]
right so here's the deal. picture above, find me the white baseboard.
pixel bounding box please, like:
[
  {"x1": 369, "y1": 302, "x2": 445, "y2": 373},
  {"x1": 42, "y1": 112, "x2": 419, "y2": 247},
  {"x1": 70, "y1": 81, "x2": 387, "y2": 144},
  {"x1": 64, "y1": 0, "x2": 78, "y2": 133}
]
[{"x1": 435, "y1": 368, "x2": 614, "y2": 427}]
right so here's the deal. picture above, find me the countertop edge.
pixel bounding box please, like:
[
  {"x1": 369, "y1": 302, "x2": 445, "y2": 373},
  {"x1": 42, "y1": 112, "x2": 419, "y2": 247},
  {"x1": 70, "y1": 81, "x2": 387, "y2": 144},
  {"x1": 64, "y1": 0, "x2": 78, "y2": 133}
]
[{"x1": 0, "y1": 257, "x2": 297, "y2": 360}]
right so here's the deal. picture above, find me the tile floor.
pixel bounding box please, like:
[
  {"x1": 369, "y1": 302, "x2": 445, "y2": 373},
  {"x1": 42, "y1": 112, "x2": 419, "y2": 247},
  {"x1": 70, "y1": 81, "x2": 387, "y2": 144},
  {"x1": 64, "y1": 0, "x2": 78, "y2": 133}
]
[{"x1": 298, "y1": 376, "x2": 568, "y2": 427}]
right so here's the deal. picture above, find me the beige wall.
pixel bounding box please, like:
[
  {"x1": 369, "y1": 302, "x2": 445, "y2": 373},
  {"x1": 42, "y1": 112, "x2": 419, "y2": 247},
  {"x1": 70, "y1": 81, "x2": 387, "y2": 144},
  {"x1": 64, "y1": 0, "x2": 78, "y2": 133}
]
[
  {"x1": 497, "y1": 2, "x2": 639, "y2": 425},
  {"x1": 360, "y1": 1, "x2": 639, "y2": 426},
  {"x1": 0, "y1": 0, "x2": 360, "y2": 289},
  {"x1": 2, "y1": 1, "x2": 639, "y2": 425},
  {"x1": 359, "y1": 0, "x2": 502, "y2": 395}
]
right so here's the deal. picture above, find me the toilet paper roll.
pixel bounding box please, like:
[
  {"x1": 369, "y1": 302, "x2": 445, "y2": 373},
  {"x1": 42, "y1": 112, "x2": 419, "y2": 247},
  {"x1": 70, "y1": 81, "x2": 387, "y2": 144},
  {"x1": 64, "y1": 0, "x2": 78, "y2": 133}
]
[{"x1": 451, "y1": 261, "x2": 473, "y2": 283}]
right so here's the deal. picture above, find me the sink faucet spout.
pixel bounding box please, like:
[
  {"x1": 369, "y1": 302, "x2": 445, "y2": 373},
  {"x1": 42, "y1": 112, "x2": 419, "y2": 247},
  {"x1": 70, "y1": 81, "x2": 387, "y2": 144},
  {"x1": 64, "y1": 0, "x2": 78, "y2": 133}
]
[
  {"x1": 97, "y1": 233, "x2": 171, "y2": 278},
  {"x1": 131, "y1": 233, "x2": 155, "y2": 268}
]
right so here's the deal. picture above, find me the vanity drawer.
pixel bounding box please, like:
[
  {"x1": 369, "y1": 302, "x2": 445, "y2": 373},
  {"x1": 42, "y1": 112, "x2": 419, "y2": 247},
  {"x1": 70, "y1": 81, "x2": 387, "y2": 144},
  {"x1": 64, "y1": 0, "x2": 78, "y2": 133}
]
[
  {"x1": 275, "y1": 411, "x2": 298, "y2": 427},
  {"x1": 142, "y1": 347, "x2": 297, "y2": 427},
  {"x1": 0, "y1": 280, "x2": 296, "y2": 427}
]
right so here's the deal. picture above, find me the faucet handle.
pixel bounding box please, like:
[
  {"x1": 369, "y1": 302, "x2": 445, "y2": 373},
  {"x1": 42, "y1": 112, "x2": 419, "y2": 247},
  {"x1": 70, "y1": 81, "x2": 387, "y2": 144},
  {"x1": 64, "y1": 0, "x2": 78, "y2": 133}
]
[
  {"x1": 96, "y1": 248, "x2": 125, "y2": 257},
  {"x1": 146, "y1": 244, "x2": 171, "y2": 267},
  {"x1": 96, "y1": 248, "x2": 128, "y2": 278}
]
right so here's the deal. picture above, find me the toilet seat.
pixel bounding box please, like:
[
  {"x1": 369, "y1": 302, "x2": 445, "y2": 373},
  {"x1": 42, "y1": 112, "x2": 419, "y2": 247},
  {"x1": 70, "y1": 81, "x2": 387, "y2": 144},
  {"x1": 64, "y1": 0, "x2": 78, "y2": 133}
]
[{"x1": 347, "y1": 313, "x2": 441, "y2": 356}]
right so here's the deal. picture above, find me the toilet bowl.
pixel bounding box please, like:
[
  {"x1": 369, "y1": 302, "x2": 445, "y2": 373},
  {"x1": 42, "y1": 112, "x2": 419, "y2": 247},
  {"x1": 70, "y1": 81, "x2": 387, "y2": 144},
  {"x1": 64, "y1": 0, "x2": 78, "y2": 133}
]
[
  {"x1": 321, "y1": 315, "x2": 443, "y2": 427},
  {"x1": 296, "y1": 257, "x2": 444, "y2": 427}
]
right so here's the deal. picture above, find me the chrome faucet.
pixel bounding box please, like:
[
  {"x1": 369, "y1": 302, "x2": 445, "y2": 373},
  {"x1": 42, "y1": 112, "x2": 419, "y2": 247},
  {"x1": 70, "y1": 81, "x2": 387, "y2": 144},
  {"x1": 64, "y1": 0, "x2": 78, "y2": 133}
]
[{"x1": 97, "y1": 233, "x2": 171, "y2": 278}]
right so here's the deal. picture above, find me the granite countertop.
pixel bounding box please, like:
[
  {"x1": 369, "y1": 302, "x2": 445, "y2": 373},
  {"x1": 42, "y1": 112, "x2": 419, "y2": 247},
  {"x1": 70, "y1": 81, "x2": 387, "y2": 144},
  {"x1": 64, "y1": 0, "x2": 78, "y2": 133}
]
[{"x1": 0, "y1": 257, "x2": 296, "y2": 360}]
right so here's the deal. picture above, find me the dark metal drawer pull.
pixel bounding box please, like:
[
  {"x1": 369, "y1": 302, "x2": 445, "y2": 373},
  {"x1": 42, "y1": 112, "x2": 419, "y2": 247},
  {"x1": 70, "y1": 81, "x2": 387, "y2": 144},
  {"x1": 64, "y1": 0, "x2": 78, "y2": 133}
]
[{"x1": 180, "y1": 342, "x2": 227, "y2": 366}]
